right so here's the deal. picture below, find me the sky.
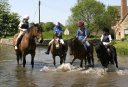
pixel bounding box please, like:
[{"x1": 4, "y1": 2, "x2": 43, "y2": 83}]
[{"x1": 9, "y1": 0, "x2": 124, "y2": 26}]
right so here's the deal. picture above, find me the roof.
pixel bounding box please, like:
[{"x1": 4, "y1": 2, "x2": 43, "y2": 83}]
[
  {"x1": 120, "y1": 13, "x2": 128, "y2": 24},
  {"x1": 114, "y1": 6, "x2": 128, "y2": 16}
]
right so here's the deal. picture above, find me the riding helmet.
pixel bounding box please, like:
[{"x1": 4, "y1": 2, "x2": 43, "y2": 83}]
[
  {"x1": 103, "y1": 27, "x2": 109, "y2": 33},
  {"x1": 78, "y1": 21, "x2": 84, "y2": 27}
]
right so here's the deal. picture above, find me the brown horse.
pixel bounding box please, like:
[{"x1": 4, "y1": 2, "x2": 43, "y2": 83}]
[
  {"x1": 68, "y1": 37, "x2": 94, "y2": 67},
  {"x1": 13, "y1": 23, "x2": 43, "y2": 68},
  {"x1": 51, "y1": 35, "x2": 68, "y2": 65}
]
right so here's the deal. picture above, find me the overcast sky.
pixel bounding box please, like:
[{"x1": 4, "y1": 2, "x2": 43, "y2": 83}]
[{"x1": 9, "y1": 0, "x2": 123, "y2": 26}]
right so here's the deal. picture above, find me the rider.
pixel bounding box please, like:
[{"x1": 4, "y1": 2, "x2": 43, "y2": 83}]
[
  {"x1": 76, "y1": 21, "x2": 91, "y2": 57},
  {"x1": 101, "y1": 27, "x2": 112, "y2": 46},
  {"x1": 101, "y1": 27, "x2": 113, "y2": 54},
  {"x1": 45, "y1": 22, "x2": 65, "y2": 54},
  {"x1": 15, "y1": 15, "x2": 31, "y2": 49}
]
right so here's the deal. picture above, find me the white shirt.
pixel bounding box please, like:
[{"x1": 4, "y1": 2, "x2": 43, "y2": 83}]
[{"x1": 101, "y1": 34, "x2": 112, "y2": 45}]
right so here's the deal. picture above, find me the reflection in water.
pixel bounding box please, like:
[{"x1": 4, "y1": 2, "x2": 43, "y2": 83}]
[
  {"x1": 15, "y1": 65, "x2": 38, "y2": 87},
  {"x1": 0, "y1": 45, "x2": 128, "y2": 87}
]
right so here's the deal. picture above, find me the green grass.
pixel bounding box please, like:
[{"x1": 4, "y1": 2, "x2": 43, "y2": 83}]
[
  {"x1": 42, "y1": 31, "x2": 100, "y2": 39},
  {"x1": 2, "y1": 31, "x2": 101, "y2": 40},
  {"x1": 5, "y1": 36, "x2": 14, "y2": 39},
  {"x1": 114, "y1": 41, "x2": 128, "y2": 55}
]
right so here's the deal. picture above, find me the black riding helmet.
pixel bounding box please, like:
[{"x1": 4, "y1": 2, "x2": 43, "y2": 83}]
[{"x1": 103, "y1": 27, "x2": 109, "y2": 33}]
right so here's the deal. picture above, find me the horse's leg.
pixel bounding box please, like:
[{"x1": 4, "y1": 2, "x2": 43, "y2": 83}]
[
  {"x1": 22, "y1": 52, "x2": 26, "y2": 67},
  {"x1": 87, "y1": 56, "x2": 91, "y2": 66},
  {"x1": 91, "y1": 55, "x2": 94, "y2": 67},
  {"x1": 80, "y1": 58, "x2": 83, "y2": 67},
  {"x1": 114, "y1": 53, "x2": 118, "y2": 68},
  {"x1": 60, "y1": 55, "x2": 63, "y2": 65},
  {"x1": 84, "y1": 56, "x2": 87, "y2": 67},
  {"x1": 15, "y1": 51, "x2": 19, "y2": 64},
  {"x1": 70, "y1": 55, "x2": 76, "y2": 65},
  {"x1": 52, "y1": 54, "x2": 56, "y2": 65},
  {"x1": 63, "y1": 53, "x2": 66, "y2": 63},
  {"x1": 31, "y1": 51, "x2": 35, "y2": 68}
]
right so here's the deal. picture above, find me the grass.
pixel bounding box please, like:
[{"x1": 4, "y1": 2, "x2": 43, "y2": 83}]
[
  {"x1": 42, "y1": 31, "x2": 100, "y2": 39},
  {"x1": 1, "y1": 31, "x2": 101, "y2": 39},
  {"x1": 5, "y1": 36, "x2": 14, "y2": 39},
  {"x1": 113, "y1": 41, "x2": 128, "y2": 55}
]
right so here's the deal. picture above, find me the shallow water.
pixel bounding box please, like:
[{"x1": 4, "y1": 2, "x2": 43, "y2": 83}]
[{"x1": 0, "y1": 45, "x2": 128, "y2": 87}]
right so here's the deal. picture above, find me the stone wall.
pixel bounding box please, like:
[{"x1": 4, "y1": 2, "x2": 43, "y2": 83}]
[{"x1": 0, "y1": 38, "x2": 100, "y2": 46}]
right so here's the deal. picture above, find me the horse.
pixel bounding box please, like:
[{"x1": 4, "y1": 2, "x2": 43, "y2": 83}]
[
  {"x1": 95, "y1": 41, "x2": 118, "y2": 69},
  {"x1": 13, "y1": 23, "x2": 43, "y2": 68},
  {"x1": 51, "y1": 35, "x2": 68, "y2": 65},
  {"x1": 68, "y1": 37, "x2": 94, "y2": 67}
]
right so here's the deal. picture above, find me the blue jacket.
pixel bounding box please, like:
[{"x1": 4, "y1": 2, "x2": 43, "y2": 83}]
[
  {"x1": 77, "y1": 28, "x2": 87, "y2": 41},
  {"x1": 54, "y1": 26, "x2": 62, "y2": 39}
]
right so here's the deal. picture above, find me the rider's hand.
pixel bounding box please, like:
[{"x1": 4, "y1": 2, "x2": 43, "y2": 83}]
[
  {"x1": 105, "y1": 44, "x2": 109, "y2": 46},
  {"x1": 22, "y1": 29, "x2": 27, "y2": 32},
  {"x1": 56, "y1": 30, "x2": 57, "y2": 32}
]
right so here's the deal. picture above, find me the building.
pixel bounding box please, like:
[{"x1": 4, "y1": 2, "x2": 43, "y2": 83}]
[
  {"x1": 64, "y1": 28, "x2": 69, "y2": 35},
  {"x1": 114, "y1": 0, "x2": 128, "y2": 40}
]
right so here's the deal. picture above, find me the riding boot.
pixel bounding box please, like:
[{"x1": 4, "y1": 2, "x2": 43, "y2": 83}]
[
  {"x1": 45, "y1": 45, "x2": 51, "y2": 55},
  {"x1": 62, "y1": 45, "x2": 66, "y2": 53},
  {"x1": 87, "y1": 47, "x2": 91, "y2": 57}
]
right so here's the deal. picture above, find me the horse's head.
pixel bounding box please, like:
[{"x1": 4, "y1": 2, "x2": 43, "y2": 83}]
[
  {"x1": 95, "y1": 41, "x2": 104, "y2": 58},
  {"x1": 33, "y1": 23, "x2": 43, "y2": 43},
  {"x1": 54, "y1": 35, "x2": 60, "y2": 49},
  {"x1": 68, "y1": 37, "x2": 77, "y2": 55}
]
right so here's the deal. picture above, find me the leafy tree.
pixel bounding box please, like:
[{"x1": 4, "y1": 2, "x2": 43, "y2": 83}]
[
  {"x1": 66, "y1": 0, "x2": 118, "y2": 36},
  {"x1": 0, "y1": 0, "x2": 20, "y2": 38},
  {"x1": 44, "y1": 22, "x2": 55, "y2": 31}
]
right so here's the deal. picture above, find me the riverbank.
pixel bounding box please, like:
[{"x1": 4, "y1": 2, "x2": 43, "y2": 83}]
[
  {"x1": 114, "y1": 41, "x2": 128, "y2": 55},
  {"x1": 0, "y1": 38, "x2": 100, "y2": 46}
]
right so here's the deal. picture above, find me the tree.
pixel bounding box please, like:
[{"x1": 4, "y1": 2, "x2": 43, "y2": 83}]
[
  {"x1": 66, "y1": 0, "x2": 118, "y2": 36},
  {"x1": 44, "y1": 22, "x2": 55, "y2": 31},
  {"x1": 0, "y1": 0, "x2": 20, "y2": 38}
]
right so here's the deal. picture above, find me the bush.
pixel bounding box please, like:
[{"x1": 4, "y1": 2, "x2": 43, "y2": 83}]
[{"x1": 121, "y1": 38, "x2": 126, "y2": 41}]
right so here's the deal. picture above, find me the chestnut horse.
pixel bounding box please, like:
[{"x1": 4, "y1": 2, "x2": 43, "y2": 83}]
[
  {"x1": 68, "y1": 37, "x2": 94, "y2": 67},
  {"x1": 13, "y1": 23, "x2": 43, "y2": 68},
  {"x1": 51, "y1": 35, "x2": 68, "y2": 65}
]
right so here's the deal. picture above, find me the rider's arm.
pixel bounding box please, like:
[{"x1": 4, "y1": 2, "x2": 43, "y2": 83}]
[
  {"x1": 83, "y1": 29, "x2": 87, "y2": 41},
  {"x1": 76, "y1": 29, "x2": 79, "y2": 38},
  {"x1": 54, "y1": 27, "x2": 57, "y2": 35},
  {"x1": 18, "y1": 26, "x2": 23, "y2": 31},
  {"x1": 101, "y1": 34, "x2": 103, "y2": 42},
  {"x1": 83, "y1": 35, "x2": 87, "y2": 41},
  {"x1": 58, "y1": 27, "x2": 62, "y2": 37},
  {"x1": 28, "y1": 22, "x2": 31, "y2": 28},
  {"x1": 106, "y1": 35, "x2": 112, "y2": 45}
]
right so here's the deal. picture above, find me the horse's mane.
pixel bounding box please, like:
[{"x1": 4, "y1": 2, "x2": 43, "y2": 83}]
[
  {"x1": 68, "y1": 37, "x2": 76, "y2": 46},
  {"x1": 68, "y1": 37, "x2": 82, "y2": 46},
  {"x1": 27, "y1": 23, "x2": 42, "y2": 33},
  {"x1": 27, "y1": 26, "x2": 34, "y2": 33}
]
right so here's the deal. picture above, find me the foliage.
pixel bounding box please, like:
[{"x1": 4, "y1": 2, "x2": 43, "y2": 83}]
[
  {"x1": 114, "y1": 41, "x2": 128, "y2": 55},
  {"x1": 66, "y1": 0, "x2": 118, "y2": 36},
  {"x1": 44, "y1": 22, "x2": 55, "y2": 31},
  {"x1": 0, "y1": 0, "x2": 20, "y2": 38}
]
